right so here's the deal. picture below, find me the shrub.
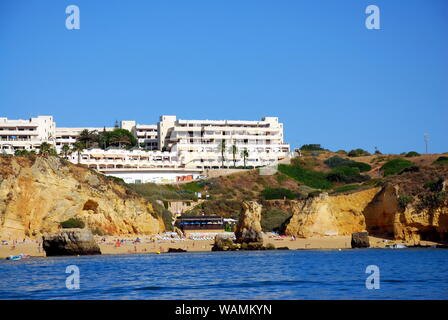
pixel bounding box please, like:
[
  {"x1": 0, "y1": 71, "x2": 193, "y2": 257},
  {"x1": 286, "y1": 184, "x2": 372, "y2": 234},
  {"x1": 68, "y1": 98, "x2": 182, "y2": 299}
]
[
  {"x1": 278, "y1": 164, "x2": 332, "y2": 189},
  {"x1": 399, "y1": 165, "x2": 419, "y2": 174},
  {"x1": 60, "y1": 218, "x2": 85, "y2": 229},
  {"x1": 416, "y1": 191, "x2": 447, "y2": 211},
  {"x1": 261, "y1": 208, "x2": 292, "y2": 232},
  {"x1": 326, "y1": 166, "x2": 370, "y2": 183},
  {"x1": 307, "y1": 190, "x2": 322, "y2": 198},
  {"x1": 398, "y1": 195, "x2": 414, "y2": 209},
  {"x1": 405, "y1": 151, "x2": 420, "y2": 157},
  {"x1": 348, "y1": 149, "x2": 370, "y2": 157},
  {"x1": 331, "y1": 184, "x2": 361, "y2": 194},
  {"x1": 380, "y1": 159, "x2": 413, "y2": 176},
  {"x1": 261, "y1": 187, "x2": 296, "y2": 200},
  {"x1": 433, "y1": 156, "x2": 448, "y2": 165},
  {"x1": 324, "y1": 156, "x2": 371, "y2": 172},
  {"x1": 300, "y1": 144, "x2": 325, "y2": 151},
  {"x1": 424, "y1": 178, "x2": 445, "y2": 193}
]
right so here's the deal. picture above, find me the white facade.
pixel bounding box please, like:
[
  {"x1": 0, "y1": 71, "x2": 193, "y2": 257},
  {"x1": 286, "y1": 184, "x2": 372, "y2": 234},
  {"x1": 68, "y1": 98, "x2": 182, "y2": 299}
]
[
  {"x1": 159, "y1": 116, "x2": 290, "y2": 169},
  {"x1": 2, "y1": 114, "x2": 291, "y2": 182},
  {"x1": 0, "y1": 116, "x2": 55, "y2": 154}
]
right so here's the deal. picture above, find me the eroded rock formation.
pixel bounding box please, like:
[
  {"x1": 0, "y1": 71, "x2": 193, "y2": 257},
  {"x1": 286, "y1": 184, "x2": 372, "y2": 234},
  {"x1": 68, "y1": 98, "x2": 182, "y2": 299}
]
[
  {"x1": 43, "y1": 228, "x2": 101, "y2": 256},
  {"x1": 0, "y1": 156, "x2": 165, "y2": 239},
  {"x1": 235, "y1": 201, "x2": 263, "y2": 243},
  {"x1": 284, "y1": 188, "x2": 381, "y2": 238}
]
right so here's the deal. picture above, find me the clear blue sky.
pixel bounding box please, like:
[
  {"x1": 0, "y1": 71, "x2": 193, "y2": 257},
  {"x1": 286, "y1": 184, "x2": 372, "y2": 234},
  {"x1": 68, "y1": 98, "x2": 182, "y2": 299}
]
[{"x1": 1, "y1": 0, "x2": 447, "y2": 153}]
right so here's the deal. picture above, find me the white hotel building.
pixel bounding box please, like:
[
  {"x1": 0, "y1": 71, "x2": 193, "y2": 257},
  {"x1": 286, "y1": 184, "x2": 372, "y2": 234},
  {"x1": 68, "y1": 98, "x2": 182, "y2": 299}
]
[{"x1": 0, "y1": 115, "x2": 291, "y2": 183}]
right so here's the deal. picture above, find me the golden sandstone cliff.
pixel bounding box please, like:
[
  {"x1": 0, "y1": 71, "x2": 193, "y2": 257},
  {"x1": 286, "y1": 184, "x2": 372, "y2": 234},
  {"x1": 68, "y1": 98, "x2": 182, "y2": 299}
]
[
  {"x1": 283, "y1": 183, "x2": 448, "y2": 243},
  {"x1": 0, "y1": 156, "x2": 164, "y2": 240}
]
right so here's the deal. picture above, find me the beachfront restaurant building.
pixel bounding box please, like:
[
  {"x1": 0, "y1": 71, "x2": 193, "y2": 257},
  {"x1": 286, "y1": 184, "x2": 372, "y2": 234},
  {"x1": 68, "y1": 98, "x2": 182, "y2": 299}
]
[{"x1": 175, "y1": 216, "x2": 224, "y2": 235}]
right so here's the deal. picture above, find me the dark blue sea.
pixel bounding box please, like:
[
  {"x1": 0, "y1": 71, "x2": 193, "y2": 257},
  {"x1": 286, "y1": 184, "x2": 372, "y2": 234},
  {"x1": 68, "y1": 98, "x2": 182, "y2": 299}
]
[{"x1": 1, "y1": 249, "x2": 447, "y2": 300}]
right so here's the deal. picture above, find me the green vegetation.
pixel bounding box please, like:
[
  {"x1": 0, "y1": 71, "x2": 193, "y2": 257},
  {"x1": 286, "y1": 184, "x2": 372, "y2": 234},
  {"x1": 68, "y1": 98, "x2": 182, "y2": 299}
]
[
  {"x1": 75, "y1": 128, "x2": 138, "y2": 150},
  {"x1": 398, "y1": 195, "x2": 414, "y2": 209},
  {"x1": 424, "y1": 178, "x2": 445, "y2": 193},
  {"x1": 380, "y1": 159, "x2": 413, "y2": 176},
  {"x1": 433, "y1": 156, "x2": 448, "y2": 165},
  {"x1": 261, "y1": 208, "x2": 292, "y2": 232},
  {"x1": 326, "y1": 166, "x2": 370, "y2": 184},
  {"x1": 300, "y1": 144, "x2": 325, "y2": 151},
  {"x1": 324, "y1": 156, "x2": 371, "y2": 172},
  {"x1": 182, "y1": 181, "x2": 203, "y2": 193},
  {"x1": 261, "y1": 187, "x2": 296, "y2": 200},
  {"x1": 39, "y1": 142, "x2": 57, "y2": 156},
  {"x1": 347, "y1": 148, "x2": 370, "y2": 157},
  {"x1": 60, "y1": 218, "x2": 85, "y2": 229},
  {"x1": 278, "y1": 164, "x2": 333, "y2": 189},
  {"x1": 416, "y1": 191, "x2": 447, "y2": 211},
  {"x1": 128, "y1": 183, "x2": 196, "y2": 201},
  {"x1": 14, "y1": 149, "x2": 36, "y2": 156},
  {"x1": 331, "y1": 184, "x2": 361, "y2": 194},
  {"x1": 405, "y1": 151, "x2": 420, "y2": 157}
]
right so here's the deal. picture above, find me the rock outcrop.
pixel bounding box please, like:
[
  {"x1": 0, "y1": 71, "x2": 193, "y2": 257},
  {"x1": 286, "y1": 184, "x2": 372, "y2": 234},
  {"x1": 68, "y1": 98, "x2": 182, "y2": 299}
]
[
  {"x1": 351, "y1": 232, "x2": 370, "y2": 248},
  {"x1": 235, "y1": 201, "x2": 263, "y2": 243},
  {"x1": 283, "y1": 183, "x2": 448, "y2": 243},
  {"x1": 284, "y1": 188, "x2": 381, "y2": 238},
  {"x1": 363, "y1": 183, "x2": 448, "y2": 243},
  {"x1": 43, "y1": 228, "x2": 101, "y2": 256},
  {"x1": 0, "y1": 156, "x2": 165, "y2": 239}
]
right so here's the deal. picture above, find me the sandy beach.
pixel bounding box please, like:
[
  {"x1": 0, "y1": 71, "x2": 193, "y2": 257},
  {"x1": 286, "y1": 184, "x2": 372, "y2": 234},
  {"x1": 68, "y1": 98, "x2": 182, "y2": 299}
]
[{"x1": 0, "y1": 233, "x2": 440, "y2": 259}]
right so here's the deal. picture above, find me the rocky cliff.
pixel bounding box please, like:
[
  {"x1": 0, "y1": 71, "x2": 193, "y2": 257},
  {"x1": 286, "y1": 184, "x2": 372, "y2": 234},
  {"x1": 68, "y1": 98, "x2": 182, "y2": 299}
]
[
  {"x1": 283, "y1": 184, "x2": 448, "y2": 243},
  {"x1": 235, "y1": 201, "x2": 263, "y2": 243},
  {"x1": 0, "y1": 156, "x2": 165, "y2": 239},
  {"x1": 284, "y1": 188, "x2": 381, "y2": 237}
]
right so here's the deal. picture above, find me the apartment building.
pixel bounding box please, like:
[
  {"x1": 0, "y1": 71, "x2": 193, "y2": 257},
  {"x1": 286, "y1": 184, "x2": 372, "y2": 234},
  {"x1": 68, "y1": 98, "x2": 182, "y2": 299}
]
[
  {"x1": 0, "y1": 116, "x2": 55, "y2": 154},
  {"x1": 158, "y1": 116, "x2": 290, "y2": 169},
  {"x1": 1, "y1": 114, "x2": 291, "y2": 182}
]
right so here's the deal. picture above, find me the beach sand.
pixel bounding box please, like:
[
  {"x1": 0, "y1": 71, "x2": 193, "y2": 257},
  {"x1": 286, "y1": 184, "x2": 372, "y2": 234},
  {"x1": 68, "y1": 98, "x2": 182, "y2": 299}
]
[{"x1": 1, "y1": 234, "x2": 439, "y2": 259}]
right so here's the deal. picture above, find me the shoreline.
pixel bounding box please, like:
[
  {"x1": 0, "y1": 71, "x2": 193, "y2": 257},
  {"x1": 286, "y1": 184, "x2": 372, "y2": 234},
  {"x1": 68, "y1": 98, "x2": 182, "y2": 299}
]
[{"x1": 0, "y1": 234, "x2": 442, "y2": 259}]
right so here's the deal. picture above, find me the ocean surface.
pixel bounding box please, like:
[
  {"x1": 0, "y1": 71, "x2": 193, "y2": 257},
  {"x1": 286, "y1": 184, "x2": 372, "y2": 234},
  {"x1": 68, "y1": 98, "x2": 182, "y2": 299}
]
[{"x1": 1, "y1": 249, "x2": 447, "y2": 300}]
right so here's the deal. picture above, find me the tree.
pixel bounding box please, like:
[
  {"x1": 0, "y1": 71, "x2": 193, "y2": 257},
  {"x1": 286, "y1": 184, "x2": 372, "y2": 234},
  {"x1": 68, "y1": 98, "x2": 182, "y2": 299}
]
[
  {"x1": 241, "y1": 148, "x2": 249, "y2": 169},
  {"x1": 218, "y1": 139, "x2": 226, "y2": 168},
  {"x1": 72, "y1": 142, "x2": 84, "y2": 164},
  {"x1": 230, "y1": 141, "x2": 238, "y2": 168},
  {"x1": 39, "y1": 142, "x2": 56, "y2": 156},
  {"x1": 61, "y1": 144, "x2": 71, "y2": 159},
  {"x1": 108, "y1": 128, "x2": 137, "y2": 148},
  {"x1": 78, "y1": 129, "x2": 97, "y2": 148}
]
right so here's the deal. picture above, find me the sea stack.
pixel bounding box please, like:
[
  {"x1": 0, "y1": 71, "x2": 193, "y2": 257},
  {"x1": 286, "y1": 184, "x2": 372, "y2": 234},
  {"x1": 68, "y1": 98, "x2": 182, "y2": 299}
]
[
  {"x1": 43, "y1": 228, "x2": 102, "y2": 256},
  {"x1": 235, "y1": 201, "x2": 264, "y2": 244},
  {"x1": 351, "y1": 232, "x2": 370, "y2": 248}
]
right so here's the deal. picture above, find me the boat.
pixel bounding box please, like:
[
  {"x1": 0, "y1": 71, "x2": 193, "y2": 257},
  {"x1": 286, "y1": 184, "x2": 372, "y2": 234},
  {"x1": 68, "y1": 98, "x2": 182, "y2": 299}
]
[
  {"x1": 386, "y1": 243, "x2": 407, "y2": 249},
  {"x1": 5, "y1": 253, "x2": 31, "y2": 261}
]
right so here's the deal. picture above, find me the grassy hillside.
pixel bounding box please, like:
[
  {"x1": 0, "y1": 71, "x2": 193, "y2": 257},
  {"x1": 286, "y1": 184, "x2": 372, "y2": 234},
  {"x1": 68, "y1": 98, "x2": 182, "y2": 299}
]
[{"x1": 127, "y1": 150, "x2": 448, "y2": 231}]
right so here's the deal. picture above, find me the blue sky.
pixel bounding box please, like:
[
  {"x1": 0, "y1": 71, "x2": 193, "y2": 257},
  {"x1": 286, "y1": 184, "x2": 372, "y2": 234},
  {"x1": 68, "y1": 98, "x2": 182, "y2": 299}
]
[{"x1": 0, "y1": 0, "x2": 447, "y2": 153}]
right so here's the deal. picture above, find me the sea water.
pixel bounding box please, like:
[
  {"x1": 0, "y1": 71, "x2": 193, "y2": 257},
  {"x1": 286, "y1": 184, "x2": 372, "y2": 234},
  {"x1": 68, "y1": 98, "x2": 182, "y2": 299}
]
[{"x1": 0, "y1": 249, "x2": 447, "y2": 299}]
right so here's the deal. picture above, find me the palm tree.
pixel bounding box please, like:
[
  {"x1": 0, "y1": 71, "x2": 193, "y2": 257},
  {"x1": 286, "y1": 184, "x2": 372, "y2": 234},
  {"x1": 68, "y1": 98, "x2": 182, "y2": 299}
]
[
  {"x1": 240, "y1": 148, "x2": 249, "y2": 169},
  {"x1": 230, "y1": 141, "x2": 238, "y2": 168},
  {"x1": 39, "y1": 142, "x2": 53, "y2": 156},
  {"x1": 218, "y1": 139, "x2": 226, "y2": 168},
  {"x1": 72, "y1": 142, "x2": 84, "y2": 164},
  {"x1": 61, "y1": 144, "x2": 71, "y2": 159},
  {"x1": 78, "y1": 129, "x2": 97, "y2": 148}
]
